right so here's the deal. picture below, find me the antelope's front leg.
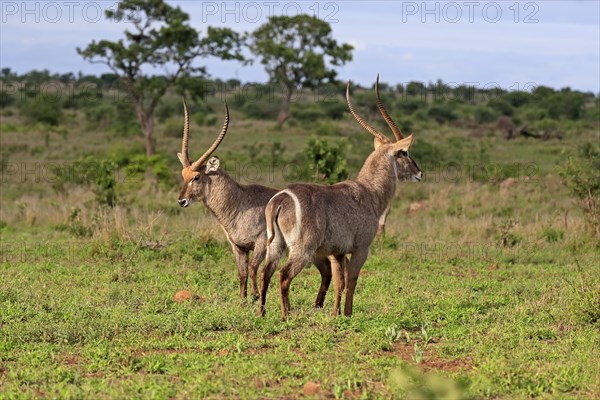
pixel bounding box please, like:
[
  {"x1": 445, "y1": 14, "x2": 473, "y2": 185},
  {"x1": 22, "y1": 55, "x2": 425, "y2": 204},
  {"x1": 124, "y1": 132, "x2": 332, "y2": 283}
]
[
  {"x1": 231, "y1": 243, "x2": 250, "y2": 302},
  {"x1": 343, "y1": 250, "x2": 369, "y2": 317},
  {"x1": 329, "y1": 255, "x2": 346, "y2": 316}
]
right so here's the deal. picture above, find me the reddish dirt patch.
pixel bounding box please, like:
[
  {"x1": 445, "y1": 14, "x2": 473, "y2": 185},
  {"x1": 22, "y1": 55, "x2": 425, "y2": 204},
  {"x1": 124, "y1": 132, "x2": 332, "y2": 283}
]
[
  {"x1": 421, "y1": 356, "x2": 473, "y2": 372},
  {"x1": 254, "y1": 376, "x2": 278, "y2": 390},
  {"x1": 217, "y1": 348, "x2": 229, "y2": 357},
  {"x1": 303, "y1": 381, "x2": 320, "y2": 395},
  {"x1": 81, "y1": 372, "x2": 104, "y2": 378},
  {"x1": 132, "y1": 348, "x2": 195, "y2": 357},
  {"x1": 61, "y1": 354, "x2": 81, "y2": 366},
  {"x1": 173, "y1": 290, "x2": 203, "y2": 303},
  {"x1": 390, "y1": 342, "x2": 472, "y2": 373}
]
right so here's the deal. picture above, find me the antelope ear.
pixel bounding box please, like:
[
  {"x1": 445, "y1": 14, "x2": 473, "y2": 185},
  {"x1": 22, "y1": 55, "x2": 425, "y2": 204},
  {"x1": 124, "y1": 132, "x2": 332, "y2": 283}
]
[
  {"x1": 387, "y1": 134, "x2": 414, "y2": 155},
  {"x1": 205, "y1": 157, "x2": 220, "y2": 174},
  {"x1": 373, "y1": 137, "x2": 386, "y2": 149},
  {"x1": 177, "y1": 152, "x2": 185, "y2": 166}
]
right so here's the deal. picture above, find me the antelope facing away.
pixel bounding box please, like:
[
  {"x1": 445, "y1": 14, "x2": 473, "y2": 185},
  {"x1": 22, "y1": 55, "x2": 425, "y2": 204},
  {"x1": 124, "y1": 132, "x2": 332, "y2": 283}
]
[
  {"x1": 177, "y1": 100, "x2": 337, "y2": 304},
  {"x1": 258, "y1": 81, "x2": 422, "y2": 320}
]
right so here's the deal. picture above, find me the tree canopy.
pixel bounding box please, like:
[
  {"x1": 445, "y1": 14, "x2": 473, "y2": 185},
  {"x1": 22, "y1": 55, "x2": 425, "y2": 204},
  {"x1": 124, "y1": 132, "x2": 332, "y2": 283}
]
[
  {"x1": 251, "y1": 14, "x2": 353, "y2": 126},
  {"x1": 77, "y1": 0, "x2": 245, "y2": 155}
]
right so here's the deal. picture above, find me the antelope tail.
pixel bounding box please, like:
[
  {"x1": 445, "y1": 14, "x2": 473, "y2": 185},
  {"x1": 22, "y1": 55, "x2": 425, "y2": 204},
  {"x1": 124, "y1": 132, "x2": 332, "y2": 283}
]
[{"x1": 266, "y1": 205, "x2": 282, "y2": 245}]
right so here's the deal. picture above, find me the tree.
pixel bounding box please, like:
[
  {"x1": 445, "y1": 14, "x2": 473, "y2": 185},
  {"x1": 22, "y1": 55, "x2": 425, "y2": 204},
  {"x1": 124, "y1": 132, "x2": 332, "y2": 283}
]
[
  {"x1": 250, "y1": 15, "x2": 353, "y2": 126},
  {"x1": 77, "y1": 0, "x2": 244, "y2": 156}
]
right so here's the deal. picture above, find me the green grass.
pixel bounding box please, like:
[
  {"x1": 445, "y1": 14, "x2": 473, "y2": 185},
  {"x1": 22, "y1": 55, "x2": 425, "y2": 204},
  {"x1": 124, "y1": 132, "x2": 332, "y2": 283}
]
[
  {"x1": 1, "y1": 232, "x2": 598, "y2": 398},
  {"x1": 1, "y1": 100, "x2": 599, "y2": 398}
]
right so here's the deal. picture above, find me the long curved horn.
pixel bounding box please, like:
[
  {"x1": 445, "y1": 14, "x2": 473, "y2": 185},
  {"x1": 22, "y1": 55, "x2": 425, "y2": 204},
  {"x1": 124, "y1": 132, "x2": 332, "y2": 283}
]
[
  {"x1": 375, "y1": 74, "x2": 403, "y2": 140},
  {"x1": 180, "y1": 98, "x2": 191, "y2": 167},
  {"x1": 346, "y1": 81, "x2": 391, "y2": 144},
  {"x1": 191, "y1": 102, "x2": 229, "y2": 170}
]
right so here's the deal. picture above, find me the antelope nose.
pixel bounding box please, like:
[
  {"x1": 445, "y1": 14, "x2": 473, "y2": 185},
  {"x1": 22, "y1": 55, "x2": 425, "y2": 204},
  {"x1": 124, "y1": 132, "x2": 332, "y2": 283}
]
[{"x1": 178, "y1": 199, "x2": 189, "y2": 207}]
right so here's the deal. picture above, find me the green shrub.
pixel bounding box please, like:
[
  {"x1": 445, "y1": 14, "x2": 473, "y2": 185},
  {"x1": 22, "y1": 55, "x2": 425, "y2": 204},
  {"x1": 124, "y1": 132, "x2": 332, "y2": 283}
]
[
  {"x1": 293, "y1": 102, "x2": 327, "y2": 122},
  {"x1": 559, "y1": 142, "x2": 600, "y2": 240},
  {"x1": 427, "y1": 103, "x2": 458, "y2": 124},
  {"x1": 156, "y1": 99, "x2": 179, "y2": 122},
  {"x1": 397, "y1": 99, "x2": 427, "y2": 114},
  {"x1": 111, "y1": 101, "x2": 138, "y2": 137},
  {"x1": 85, "y1": 103, "x2": 115, "y2": 130},
  {"x1": 242, "y1": 99, "x2": 279, "y2": 120},
  {"x1": 474, "y1": 106, "x2": 499, "y2": 124},
  {"x1": 19, "y1": 97, "x2": 63, "y2": 126},
  {"x1": 123, "y1": 153, "x2": 175, "y2": 190},
  {"x1": 161, "y1": 117, "x2": 183, "y2": 138},
  {"x1": 488, "y1": 99, "x2": 514, "y2": 116},
  {"x1": 0, "y1": 92, "x2": 15, "y2": 108},
  {"x1": 303, "y1": 137, "x2": 348, "y2": 184},
  {"x1": 314, "y1": 122, "x2": 337, "y2": 136},
  {"x1": 541, "y1": 226, "x2": 564, "y2": 243},
  {"x1": 321, "y1": 100, "x2": 347, "y2": 120}
]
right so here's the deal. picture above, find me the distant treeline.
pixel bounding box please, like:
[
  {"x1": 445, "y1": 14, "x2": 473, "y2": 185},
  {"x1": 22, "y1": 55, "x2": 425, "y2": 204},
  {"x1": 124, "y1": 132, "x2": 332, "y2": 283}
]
[{"x1": 1, "y1": 68, "x2": 598, "y2": 139}]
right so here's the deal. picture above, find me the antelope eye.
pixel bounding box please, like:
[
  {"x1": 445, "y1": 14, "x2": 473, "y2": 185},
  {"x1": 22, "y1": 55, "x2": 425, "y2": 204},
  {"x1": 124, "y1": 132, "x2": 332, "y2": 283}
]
[
  {"x1": 192, "y1": 175, "x2": 200, "y2": 182},
  {"x1": 398, "y1": 150, "x2": 408, "y2": 157}
]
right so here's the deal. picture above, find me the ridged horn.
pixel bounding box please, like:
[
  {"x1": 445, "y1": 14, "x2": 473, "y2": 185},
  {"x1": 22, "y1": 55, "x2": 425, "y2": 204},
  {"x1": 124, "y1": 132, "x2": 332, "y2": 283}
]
[
  {"x1": 346, "y1": 81, "x2": 391, "y2": 144},
  {"x1": 191, "y1": 102, "x2": 229, "y2": 171},
  {"x1": 180, "y1": 98, "x2": 191, "y2": 167},
  {"x1": 375, "y1": 74, "x2": 403, "y2": 140}
]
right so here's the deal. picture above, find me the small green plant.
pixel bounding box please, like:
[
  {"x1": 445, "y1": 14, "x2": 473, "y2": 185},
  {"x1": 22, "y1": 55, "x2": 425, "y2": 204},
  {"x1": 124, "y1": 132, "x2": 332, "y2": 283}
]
[
  {"x1": 499, "y1": 219, "x2": 520, "y2": 247},
  {"x1": 332, "y1": 384, "x2": 344, "y2": 399},
  {"x1": 420, "y1": 324, "x2": 433, "y2": 345},
  {"x1": 56, "y1": 207, "x2": 93, "y2": 238},
  {"x1": 385, "y1": 324, "x2": 402, "y2": 343},
  {"x1": 412, "y1": 342, "x2": 424, "y2": 363}
]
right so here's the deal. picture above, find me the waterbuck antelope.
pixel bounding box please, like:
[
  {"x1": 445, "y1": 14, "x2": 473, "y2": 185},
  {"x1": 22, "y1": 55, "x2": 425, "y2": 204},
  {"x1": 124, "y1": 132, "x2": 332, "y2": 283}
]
[
  {"x1": 177, "y1": 100, "x2": 276, "y2": 301},
  {"x1": 177, "y1": 100, "x2": 336, "y2": 304},
  {"x1": 258, "y1": 81, "x2": 422, "y2": 320}
]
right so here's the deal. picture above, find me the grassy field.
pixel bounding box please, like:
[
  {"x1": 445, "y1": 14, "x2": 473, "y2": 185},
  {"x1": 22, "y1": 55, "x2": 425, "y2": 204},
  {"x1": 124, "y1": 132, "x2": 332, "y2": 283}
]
[{"x1": 1, "y1": 92, "x2": 599, "y2": 399}]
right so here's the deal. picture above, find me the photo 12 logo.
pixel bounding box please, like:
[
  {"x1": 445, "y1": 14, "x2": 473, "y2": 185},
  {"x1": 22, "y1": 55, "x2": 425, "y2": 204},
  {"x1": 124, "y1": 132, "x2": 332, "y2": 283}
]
[
  {"x1": 401, "y1": 1, "x2": 540, "y2": 23},
  {"x1": 199, "y1": 1, "x2": 340, "y2": 23},
  {"x1": 0, "y1": 2, "x2": 157, "y2": 24}
]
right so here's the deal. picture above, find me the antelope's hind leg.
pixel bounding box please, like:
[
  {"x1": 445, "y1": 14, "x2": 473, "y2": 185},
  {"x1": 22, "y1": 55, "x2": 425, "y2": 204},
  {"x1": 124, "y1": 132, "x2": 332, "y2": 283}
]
[
  {"x1": 278, "y1": 254, "x2": 311, "y2": 320},
  {"x1": 248, "y1": 240, "x2": 267, "y2": 302},
  {"x1": 258, "y1": 240, "x2": 285, "y2": 317}
]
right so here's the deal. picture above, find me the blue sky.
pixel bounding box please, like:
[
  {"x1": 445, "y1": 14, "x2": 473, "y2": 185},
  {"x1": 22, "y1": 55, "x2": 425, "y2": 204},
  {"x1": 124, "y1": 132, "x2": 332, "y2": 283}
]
[{"x1": 1, "y1": 1, "x2": 599, "y2": 92}]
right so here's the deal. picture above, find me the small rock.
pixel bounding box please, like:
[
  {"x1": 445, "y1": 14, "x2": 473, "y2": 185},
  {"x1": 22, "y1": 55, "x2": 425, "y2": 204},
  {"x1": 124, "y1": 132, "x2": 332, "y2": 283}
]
[{"x1": 303, "y1": 381, "x2": 320, "y2": 395}]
